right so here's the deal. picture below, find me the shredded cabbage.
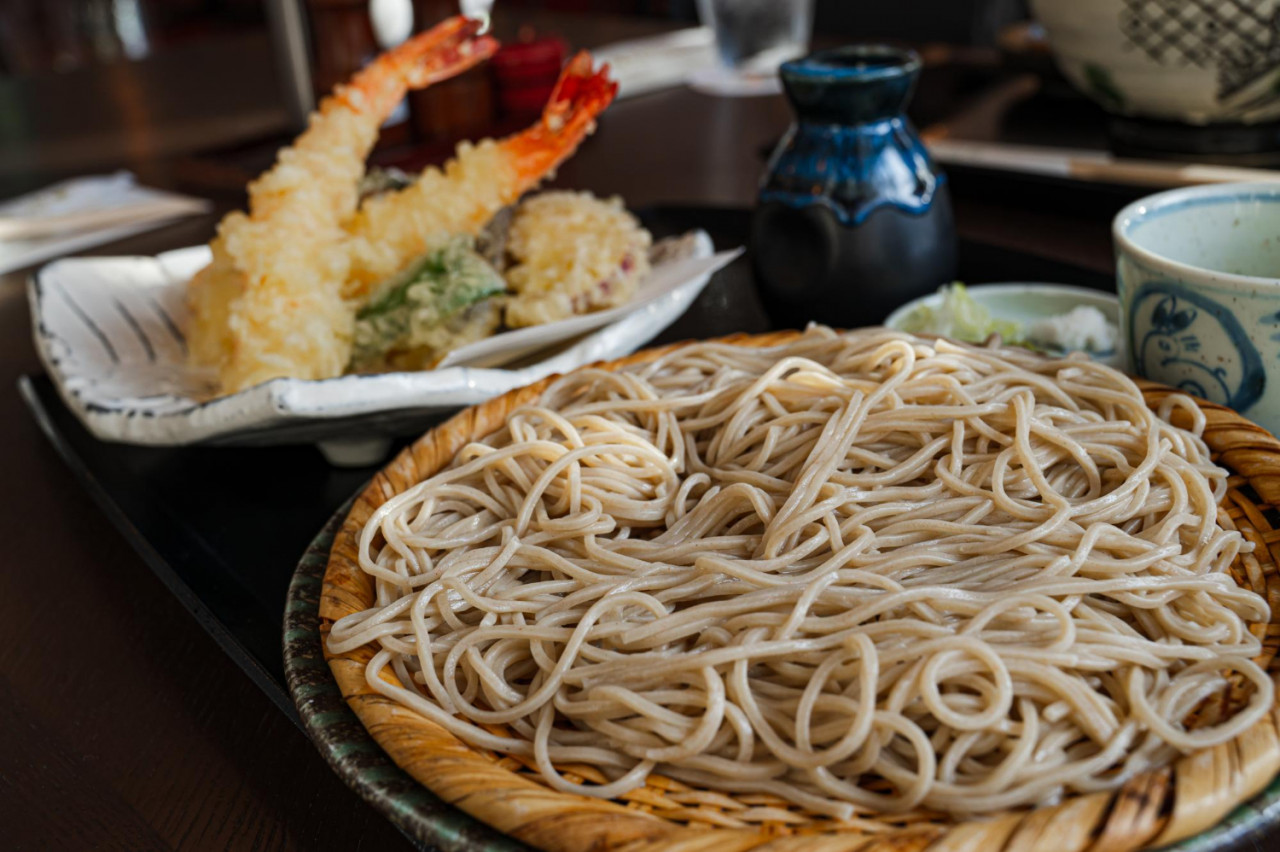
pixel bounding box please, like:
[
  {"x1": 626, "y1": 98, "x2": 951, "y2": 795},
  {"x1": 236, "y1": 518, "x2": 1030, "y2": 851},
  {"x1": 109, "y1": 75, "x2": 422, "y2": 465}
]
[{"x1": 896, "y1": 283, "x2": 1023, "y2": 345}]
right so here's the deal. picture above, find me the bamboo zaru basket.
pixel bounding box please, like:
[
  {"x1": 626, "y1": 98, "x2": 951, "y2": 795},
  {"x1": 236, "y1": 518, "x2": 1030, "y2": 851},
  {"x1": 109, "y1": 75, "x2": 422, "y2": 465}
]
[{"x1": 320, "y1": 332, "x2": 1280, "y2": 852}]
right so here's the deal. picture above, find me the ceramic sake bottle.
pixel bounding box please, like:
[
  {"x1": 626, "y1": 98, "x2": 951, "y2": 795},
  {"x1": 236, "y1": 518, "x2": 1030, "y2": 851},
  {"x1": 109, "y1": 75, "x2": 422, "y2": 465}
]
[{"x1": 751, "y1": 45, "x2": 957, "y2": 328}]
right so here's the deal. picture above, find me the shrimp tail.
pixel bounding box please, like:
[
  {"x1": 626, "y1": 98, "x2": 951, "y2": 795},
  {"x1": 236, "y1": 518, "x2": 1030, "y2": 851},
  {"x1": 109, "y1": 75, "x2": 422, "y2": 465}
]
[
  {"x1": 504, "y1": 52, "x2": 619, "y2": 182},
  {"x1": 340, "y1": 17, "x2": 499, "y2": 119},
  {"x1": 342, "y1": 52, "x2": 617, "y2": 301}
]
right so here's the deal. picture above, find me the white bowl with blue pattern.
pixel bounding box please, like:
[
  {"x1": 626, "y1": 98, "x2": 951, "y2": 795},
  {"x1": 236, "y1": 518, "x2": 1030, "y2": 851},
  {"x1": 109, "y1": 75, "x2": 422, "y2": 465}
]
[
  {"x1": 1031, "y1": 0, "x2": 1280, "y2": 124},
  {"x1": 1116, "y1": 183, "x2": 1280, "y2": 436}
]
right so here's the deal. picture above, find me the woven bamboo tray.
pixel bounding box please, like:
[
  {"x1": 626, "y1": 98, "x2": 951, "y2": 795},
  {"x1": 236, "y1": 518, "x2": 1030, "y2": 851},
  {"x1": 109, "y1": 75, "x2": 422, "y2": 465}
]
[{"x1": 319, "y1": 331, "x2": 1280, "y2": 852}]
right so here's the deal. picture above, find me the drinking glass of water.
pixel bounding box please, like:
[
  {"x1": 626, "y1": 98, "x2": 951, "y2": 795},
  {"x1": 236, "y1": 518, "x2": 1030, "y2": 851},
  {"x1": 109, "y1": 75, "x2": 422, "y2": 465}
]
[{"x1": 692, "y1": 0, "x2": 814, "y2": 96}]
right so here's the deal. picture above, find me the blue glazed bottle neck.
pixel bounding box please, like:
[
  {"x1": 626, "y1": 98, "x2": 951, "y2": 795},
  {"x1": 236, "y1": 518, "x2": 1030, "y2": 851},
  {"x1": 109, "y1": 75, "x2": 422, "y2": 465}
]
[
  {"x1": 780, "y1": 46, "x2": 921, "y2": 126},
  {"x1": 758, "y1": 46, "x2": 941, "y2": 227}
]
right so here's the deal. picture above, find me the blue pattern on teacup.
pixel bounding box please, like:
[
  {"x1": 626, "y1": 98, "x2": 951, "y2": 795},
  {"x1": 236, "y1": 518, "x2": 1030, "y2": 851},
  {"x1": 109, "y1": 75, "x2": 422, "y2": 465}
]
[
  {"x1": 1128, "y1": 281, "x2": 1265, "y2": 412},
  {"x1": 1263, "y1": 309, "x2": 1280, "y2": 342}
]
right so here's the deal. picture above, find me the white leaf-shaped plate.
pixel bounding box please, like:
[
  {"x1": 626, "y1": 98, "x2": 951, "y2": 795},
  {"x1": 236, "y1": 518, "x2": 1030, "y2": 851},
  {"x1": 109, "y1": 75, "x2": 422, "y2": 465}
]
[{"x1": 30, "y1": 230, "x2": 736, "y2": 450}]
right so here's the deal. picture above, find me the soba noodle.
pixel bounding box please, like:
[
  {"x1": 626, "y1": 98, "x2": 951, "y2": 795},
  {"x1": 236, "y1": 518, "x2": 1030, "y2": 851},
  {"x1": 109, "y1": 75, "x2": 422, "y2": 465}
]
[{"x1": 327, "y1": 328, "x2": 1273, "y2": 819}]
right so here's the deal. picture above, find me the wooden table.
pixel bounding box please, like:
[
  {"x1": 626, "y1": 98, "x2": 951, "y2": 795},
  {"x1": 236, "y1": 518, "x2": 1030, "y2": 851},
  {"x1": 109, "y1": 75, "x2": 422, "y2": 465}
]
[{"x1": 0, "y1": 16, "x2": 1137, "y2": 852}]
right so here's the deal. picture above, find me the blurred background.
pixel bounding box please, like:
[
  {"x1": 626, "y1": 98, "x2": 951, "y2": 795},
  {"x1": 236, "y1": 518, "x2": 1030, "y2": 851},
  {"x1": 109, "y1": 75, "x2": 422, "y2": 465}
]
[{"x1": 0, "y1": 0, "x2": 1033, "y2": 198}]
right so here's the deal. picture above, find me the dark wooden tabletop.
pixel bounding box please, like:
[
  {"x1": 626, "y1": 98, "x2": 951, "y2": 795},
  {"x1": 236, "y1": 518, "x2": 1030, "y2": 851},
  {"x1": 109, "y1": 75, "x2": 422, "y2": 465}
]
[{"x1": 0, "y1": 13, "x2": 1138, "y2": 852}]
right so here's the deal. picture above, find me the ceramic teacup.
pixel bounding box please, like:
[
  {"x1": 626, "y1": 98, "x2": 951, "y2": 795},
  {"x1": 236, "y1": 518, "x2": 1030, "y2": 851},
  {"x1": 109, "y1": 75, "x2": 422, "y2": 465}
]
[{"x1": 1115, "y1": 183, "x2": 1280, "y2": 433}]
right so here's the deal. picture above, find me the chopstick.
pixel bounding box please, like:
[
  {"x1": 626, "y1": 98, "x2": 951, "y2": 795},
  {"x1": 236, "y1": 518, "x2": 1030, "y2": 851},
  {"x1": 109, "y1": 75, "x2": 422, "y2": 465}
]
[
  {"x1": 0, "y1": 195, "x2": 211, "y2": 241},
  {"x1": 926, "y1": 138, "x2": 1280, "y2": 188}
]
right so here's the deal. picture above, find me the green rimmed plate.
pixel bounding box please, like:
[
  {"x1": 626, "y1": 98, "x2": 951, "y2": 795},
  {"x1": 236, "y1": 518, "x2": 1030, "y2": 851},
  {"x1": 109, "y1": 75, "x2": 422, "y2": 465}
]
[{"x1": 283, "y1": 502, "x2": 529, "y2": 852}]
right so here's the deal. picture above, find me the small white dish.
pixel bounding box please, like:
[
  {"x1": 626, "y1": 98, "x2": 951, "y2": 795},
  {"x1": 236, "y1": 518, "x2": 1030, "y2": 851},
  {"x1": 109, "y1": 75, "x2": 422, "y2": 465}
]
[
  {"x1": 30, "y1": 230, "x2": 730, "y2": 452},
  {"x1": 884, "y1": 282, "x2": 1122, "y2": 367},
  {"x1": 0, "y1": 172, "x2": 210, "y2": 275}
]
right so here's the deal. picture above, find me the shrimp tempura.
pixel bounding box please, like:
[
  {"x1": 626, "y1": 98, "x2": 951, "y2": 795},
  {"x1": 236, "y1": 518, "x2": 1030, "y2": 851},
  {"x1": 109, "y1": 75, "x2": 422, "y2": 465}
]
[{"x1": 188, "y1": 17, "x2": 496, "y2": 394}]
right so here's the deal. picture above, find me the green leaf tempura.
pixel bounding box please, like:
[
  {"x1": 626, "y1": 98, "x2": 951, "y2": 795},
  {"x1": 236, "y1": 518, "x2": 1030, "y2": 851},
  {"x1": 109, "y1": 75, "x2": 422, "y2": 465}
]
[{"x1": 351, "y1": 236, "x2": 506, "y2": 370}]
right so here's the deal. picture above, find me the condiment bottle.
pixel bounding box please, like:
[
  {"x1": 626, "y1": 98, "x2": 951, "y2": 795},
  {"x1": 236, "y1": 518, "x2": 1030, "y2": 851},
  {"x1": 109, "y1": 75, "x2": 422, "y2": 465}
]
[{"x1": 751, "y1": 45, "x2": 957, "y2": 328}]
